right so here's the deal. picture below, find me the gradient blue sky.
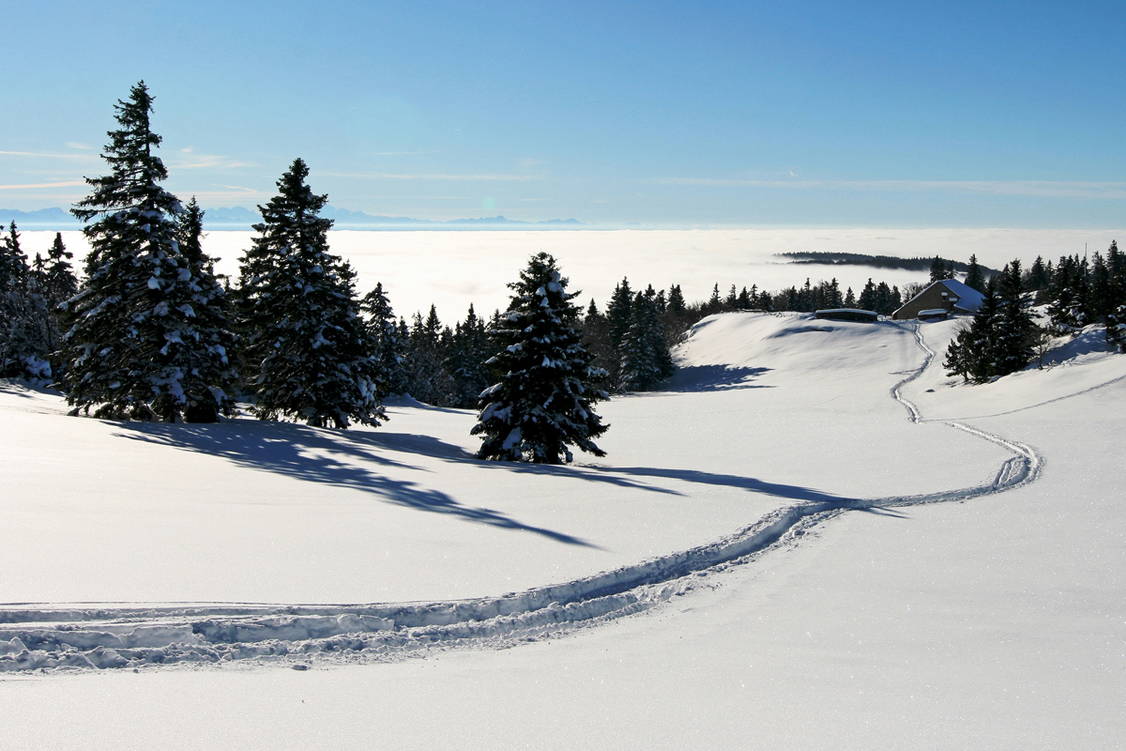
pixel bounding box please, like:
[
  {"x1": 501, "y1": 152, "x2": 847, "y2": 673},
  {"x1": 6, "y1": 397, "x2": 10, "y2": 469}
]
[{"x1": 2, "y1": 0, "x2": 1124, "y2": 225}]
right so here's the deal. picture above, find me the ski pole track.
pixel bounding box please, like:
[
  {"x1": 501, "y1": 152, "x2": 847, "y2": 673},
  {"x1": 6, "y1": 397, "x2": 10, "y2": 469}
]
[{"x1": 0, "y1": 323, "x2": 1047, "y2": 673}]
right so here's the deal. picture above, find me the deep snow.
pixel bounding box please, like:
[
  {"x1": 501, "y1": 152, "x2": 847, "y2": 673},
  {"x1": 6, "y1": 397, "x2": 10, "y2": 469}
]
[{"x1": 2, "y1": 311, "x2": 1124, "y2": 748}]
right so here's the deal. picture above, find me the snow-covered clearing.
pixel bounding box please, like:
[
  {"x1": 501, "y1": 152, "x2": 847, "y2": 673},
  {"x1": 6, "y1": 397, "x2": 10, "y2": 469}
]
[{"x1": 2, "y1": 312, "x2": 1124, "y2": 748}]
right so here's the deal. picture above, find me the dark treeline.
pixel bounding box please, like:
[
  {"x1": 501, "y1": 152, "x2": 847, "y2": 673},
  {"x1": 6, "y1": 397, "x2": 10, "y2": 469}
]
[
  {"x1": 0, "y1": 82, "x2": 610, "y2": 464},
  {"x1": 0, "y1": 226, "x2": 78, "y2": 380},
  {"x1": 944, "y1": 246, "x2": 1126, "y2": 383},
  {"x1": 392, "y1": 273, "x2": 920, "y2": 406},
  {"x1": 782, "y1": 251, "x2": 1002, "y2": 277}
]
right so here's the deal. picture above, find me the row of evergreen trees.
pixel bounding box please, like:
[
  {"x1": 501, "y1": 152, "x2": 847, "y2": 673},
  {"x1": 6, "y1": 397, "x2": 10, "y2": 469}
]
[
  {"x1": 691, "y1": 277, "x2": 908, "y2": 315},
  {"x1": 0, "y1": 82, "x2": 609, "y2": 463},
  {"x1": 383, "y1": 267, "x2": 914, "y2": 404},
  {"x1": 0, "y1": 228, "x2": 78, "y2": 380},
  {"x1": 944, "y1": 248, "x2": 1126, "y2": 383},
  {"x1": 5, "y1": 82, "x2": 1122, "y2": 458}
]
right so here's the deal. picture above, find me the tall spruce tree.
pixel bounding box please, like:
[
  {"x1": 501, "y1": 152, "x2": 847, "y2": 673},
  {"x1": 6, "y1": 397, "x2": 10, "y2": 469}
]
[
  {"x1": 1025, "y1": 255, "x2": 1050, "y2": 301},
  {"x1": 944, "y1": 278, "x2": 1002, "y2": 383},
  {"x1": 620, "y1": 288, "x2": 674, "y2": 391},
  {"x1": 359, "y1": 282, "x2": 406, "y2": 395},
  {"x1": 964, "y1": 254, "x2": 985, "y2": 292},
  {"x1": 993, "y1": 260, "x2": 1038, "y2": 375},
  {"x1": 1047, "y1": 255, "x2": 1091, "y2": 333},
  {"x1": 235, "y1": 158, "x2": 383, "y2": 428},
  {"x1": 0, "y1": 222, "x2": 50, "y2": 378},
  {"x1": 402, "y1": 305, "x2": 455, "y2": 405},
  {"x1": 580, "y1": 298, "x2": 614, "y2": 390},
  {"x1": 445, "y1": 305, "x2": 494, "y2": 408},
  {"x1": 929, "y1": 256, "x2": 948, "y2": 282},
  {"x1": 172, "y1": 198, "x2": 238, "y2": 421},
  {"x1": 472, "y1": 252, "x2": 608, "y2": 463},
  {"x1": 1108, "y1": 304, "x2": 1126, "y2": 352},
  {"x1": 41, "y1": 232, "x2": 78, "y2": 361},
  {"x1": 59, "y1": 82, "x2": 232, "y2": 420}
]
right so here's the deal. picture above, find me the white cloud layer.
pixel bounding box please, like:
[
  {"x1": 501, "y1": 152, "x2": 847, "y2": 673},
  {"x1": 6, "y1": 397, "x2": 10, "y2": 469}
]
[{"x1": 653, "y1": 177, "x2": 1126, "y2": 200}]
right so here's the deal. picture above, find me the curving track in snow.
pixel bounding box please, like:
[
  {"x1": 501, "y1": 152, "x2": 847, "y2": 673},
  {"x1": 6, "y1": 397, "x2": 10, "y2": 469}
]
[{"x1": 0, "y1": 323, "x2": 1046, "y2": 673}]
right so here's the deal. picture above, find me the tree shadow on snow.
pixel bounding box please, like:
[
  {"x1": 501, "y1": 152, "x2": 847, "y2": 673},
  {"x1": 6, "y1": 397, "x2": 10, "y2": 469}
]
[
  {"x1": 0, "y1": 380, "x2": 59, "y2": 399},
  {"x1": 347, "y1": 429, "x2": 685, "y2": 497},
  {"x1": 113, "y1": 420, "x2": 600, "y2": 548},
  {"x1": 659, "y1": 365, "x2": 773, "y2": 393},
  {"x1": 598, "y1": 465, "x2": 848, "y2": 504},
  {"x1": 592, "y1": 466, "x2": 907, "y2": 518}
]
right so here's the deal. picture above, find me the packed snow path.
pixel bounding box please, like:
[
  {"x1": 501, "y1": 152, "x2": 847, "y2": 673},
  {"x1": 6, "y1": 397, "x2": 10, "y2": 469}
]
[{"x1": 0, "y1": 320, "x2": 1047, "y2": 672}]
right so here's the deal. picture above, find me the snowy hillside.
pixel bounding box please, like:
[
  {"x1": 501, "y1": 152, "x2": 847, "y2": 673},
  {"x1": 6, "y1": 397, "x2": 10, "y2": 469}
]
[
  {"x1": 3, "y1": 312, "x2": 1124, "y2": 748},
  {"x1": 1, "y1": 313, "x2": 1007, "y2": 606}
]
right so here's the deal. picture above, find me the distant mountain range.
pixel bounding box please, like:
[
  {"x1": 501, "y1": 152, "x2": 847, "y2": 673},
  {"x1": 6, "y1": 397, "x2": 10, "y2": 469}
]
[{"x1": 0, "y1": 206, "x2": 582, "y2": 230}]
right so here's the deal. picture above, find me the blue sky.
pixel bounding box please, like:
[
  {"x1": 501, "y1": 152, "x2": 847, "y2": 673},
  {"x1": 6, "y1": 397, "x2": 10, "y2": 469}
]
[{"x1": 2, "y1": 0, "x2": 1124, "y2": 226}]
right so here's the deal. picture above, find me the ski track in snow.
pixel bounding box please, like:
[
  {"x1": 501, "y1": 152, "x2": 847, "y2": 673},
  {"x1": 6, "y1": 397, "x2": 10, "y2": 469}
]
[{"x1": 0, "y1": 323, "x2": 1052, "y2": 674}]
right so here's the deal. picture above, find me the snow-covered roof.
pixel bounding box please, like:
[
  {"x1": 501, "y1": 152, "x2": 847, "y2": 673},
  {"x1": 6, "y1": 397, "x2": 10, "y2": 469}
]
[
  {"x1": 893, "y1": 278, "x2": 985, "y2": 318},
  {"x1": 935, "y1": 278, "x2": 985, "y2": 311},
  {"x1": 814, "y1": 308, "x2": 878, "y2": 315}
]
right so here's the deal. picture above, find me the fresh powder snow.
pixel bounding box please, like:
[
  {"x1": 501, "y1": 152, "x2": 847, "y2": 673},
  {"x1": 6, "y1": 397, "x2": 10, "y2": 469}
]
[{"x1": 1, "y1": 310, "x2": 1123, "y2": 749}]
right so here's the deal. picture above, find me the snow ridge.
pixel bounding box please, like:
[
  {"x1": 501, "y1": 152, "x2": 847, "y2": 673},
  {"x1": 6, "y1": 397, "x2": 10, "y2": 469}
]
[{"x1": 0, "y1": 324, "x2": 1049, "y2": 673}]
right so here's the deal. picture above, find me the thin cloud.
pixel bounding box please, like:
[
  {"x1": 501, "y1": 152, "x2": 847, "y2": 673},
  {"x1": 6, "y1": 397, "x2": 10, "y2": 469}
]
[
  {"x1": 322, "y1": 170, "x2": 541, "y2": 182},
  {"x1": 368, "y1": 150, "x2": 437, "y2": 157},
  {"x1": 0, "y1": 150, "x2": 99, "y2": 161},
  {"x1": 354, "y1": 195, "x2": 469, "y2": 201},
  {"x1": 169, "y1": 152, "x2": 254, "y2": 170},
  {"x1": 653, "y1": 177, "x2": 1126, "y2": 199},
  {"x1": 0, "y1": 180, "x2": 88, "y2": 190}
]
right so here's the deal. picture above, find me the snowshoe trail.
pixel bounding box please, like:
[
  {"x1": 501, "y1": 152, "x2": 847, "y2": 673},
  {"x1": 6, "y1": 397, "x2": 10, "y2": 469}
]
[{"x1": 0, "y1": 322, "x2": 1051, "y2": 673}]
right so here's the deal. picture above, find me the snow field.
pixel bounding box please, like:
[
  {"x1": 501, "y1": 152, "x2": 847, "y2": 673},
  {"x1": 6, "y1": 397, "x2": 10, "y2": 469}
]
[
  {"x1": 3, "y1": 309, "x2": 1122, "y2": 749},
  {"x1": 0, "y1": 312, "x2": 1039, "y2": 673}
]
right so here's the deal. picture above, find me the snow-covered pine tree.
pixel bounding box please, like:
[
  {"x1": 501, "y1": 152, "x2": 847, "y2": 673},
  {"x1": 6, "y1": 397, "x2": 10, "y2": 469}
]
[
  {"x1": 993, "y1": 260, "x2": 1038, "y2": 375},
  {"x1": 402, "y1": 305, "x2": 455, "y2": 405},
  {"x1": 944, "y1": 279, "x2": 1002, "y2": 383},
  {"x1": 0, "y1": 222, "x2": 27, "y2": 289},
  {"x1": 929, "y1": 256, "x2": 948, "y2": 282},
  {"x1": 619, "y1": 287, "x2": 675, "y2": 391},
  {"x1": 59, "y1": 83, "x2": 233, "y2": 421},
  {"x1": 1047, "y1": 254, "x2": 1090, "y2": 334},
  {"x1": 1088, "y1": 251, "x2": 1113, "y2": 321},
  {"x1": 706, "y1": 283, "x2": 722, "y2": 314},
  {"x1": 666, "y1": 284, "x2": 686, "y2": 317},
  {"x1": 1106, "y1": 241, "x2": 1126, "y2": 352},
  {"x1": 1107, "y1": 304, "x2": 1126, "y2": 353},
  {"x1": 1025, "y1": 255, "x2": 1050, "y2": 301},
  {"x1": 604, "y1": 277, "x2": 633, "y2": 387},
  {"x1": 857, "y1": 278, "x2": 876, "y2": 310},
  {"x1": 964, "y1": 254, "x2": 986, "y2": 293},
  {"x1": 44, "y1": 233, "x2": 78, "y2": 307},
  {"x1": 0, "y1": 222, "x2": 50, "y2": 379},
  {"x1": 472, "y1": 252, "x2": 608, "y2": 463},
  {"x1": 580, "y1": 298, "x2": 614, "y2": 389},
  {"x1": 359, "y1": 282, "x2": 406, "y2": 396},
  {"x1": 445, "y1": 305, "x2": 494, "y2": 408},
  {"x1": 1108, "y1": 241, "x2": 1125, "y2": 300},
  {"x1": 172, "y1": 198, "x2": 238, "y2": 421},
  {"x1": 235, "y1": 158, "x2": 383, "y2": 428},
  {"x1": 40, "y1": 232, "x2": 79, "y2": 365}
]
